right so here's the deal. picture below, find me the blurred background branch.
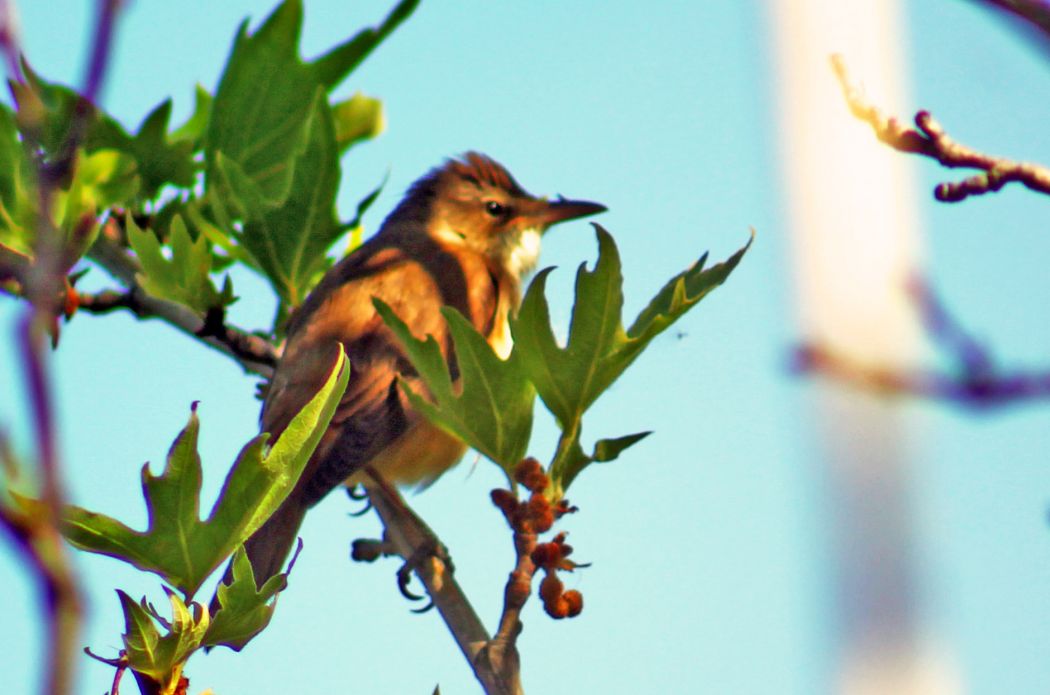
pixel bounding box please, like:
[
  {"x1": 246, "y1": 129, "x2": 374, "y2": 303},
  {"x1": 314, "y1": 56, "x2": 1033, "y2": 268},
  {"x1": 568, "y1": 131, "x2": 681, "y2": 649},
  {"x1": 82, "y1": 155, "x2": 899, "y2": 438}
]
[
  {"x1": 831, "y1": 54, "x2": 1050, "y2": 202},
  {"x1": 0, "y1": 2, "x2": 126, "y2": 693}
]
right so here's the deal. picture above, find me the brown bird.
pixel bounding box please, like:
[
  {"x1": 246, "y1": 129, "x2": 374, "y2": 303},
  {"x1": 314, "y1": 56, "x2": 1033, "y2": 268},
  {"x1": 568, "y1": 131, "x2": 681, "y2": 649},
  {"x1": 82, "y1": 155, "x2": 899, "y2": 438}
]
[{"x1": 235, "y1": 152, "x2": 605, "y2": 588}]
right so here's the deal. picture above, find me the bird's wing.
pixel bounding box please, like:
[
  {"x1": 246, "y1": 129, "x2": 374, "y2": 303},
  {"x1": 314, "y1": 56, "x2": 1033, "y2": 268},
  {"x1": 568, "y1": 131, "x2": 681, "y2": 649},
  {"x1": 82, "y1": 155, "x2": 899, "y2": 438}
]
[{"x1": 260, "y1": 244, "x2": 457, "y2": 505}]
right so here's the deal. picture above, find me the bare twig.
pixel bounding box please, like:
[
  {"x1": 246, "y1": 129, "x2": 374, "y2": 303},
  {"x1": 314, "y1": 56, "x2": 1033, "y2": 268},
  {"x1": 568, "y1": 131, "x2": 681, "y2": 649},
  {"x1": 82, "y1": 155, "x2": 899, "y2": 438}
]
[
  {"x1": 478, "y1": 523, "x2": 532, "y2": 694},
  {"x1": 360, "y1": 458, "x2": 591, "y2": 695},
  {"x1": 831, "y1": 54, "x2": 1050, "y2": 202},
  {"x1": 81, "y1": 0, "x2": 122, "y2": 102},
  {"x1": 792, "y1": 343, "x2": 1050, "y2": 407},
  {"x1": 87, "y1": 224, "x2": 278, "y2": 377},
  {"x1": 5, "y1": 188, "x2": 84, "y2": 695},
  {"x1": 793, "y1": 276, "x2": 1050, "y2": 408}
]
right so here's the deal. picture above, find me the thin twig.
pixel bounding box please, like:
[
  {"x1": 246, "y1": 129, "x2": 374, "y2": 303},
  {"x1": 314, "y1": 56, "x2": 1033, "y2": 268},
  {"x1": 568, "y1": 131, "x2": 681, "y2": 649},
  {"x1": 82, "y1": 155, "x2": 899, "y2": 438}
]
[
  {"x1": 793, "y1": 276, "x2": 1050, "y2": 407},
  {"x1": 792, "y1": 343, "x2": 1050, "y2": 407},
  {"x1": 81, "y1": 0, "x2": 122, "y2": 102},
  {"x1": 477, "y1": 526, "x2": 532, "y2": 694},
  {"x1": 87, "y1": 224, "x2": 278, "y2": 377},
  {"x1": 830, "y1": 54, "x2": 1050, "y2": 202}
]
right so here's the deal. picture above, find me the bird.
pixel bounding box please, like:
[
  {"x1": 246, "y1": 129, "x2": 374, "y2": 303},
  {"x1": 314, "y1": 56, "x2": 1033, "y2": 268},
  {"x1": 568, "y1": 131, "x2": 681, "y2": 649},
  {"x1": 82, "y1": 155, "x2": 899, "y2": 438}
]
[{"x1": 230, "y1": 152, "x2": 606, "y2": 591}]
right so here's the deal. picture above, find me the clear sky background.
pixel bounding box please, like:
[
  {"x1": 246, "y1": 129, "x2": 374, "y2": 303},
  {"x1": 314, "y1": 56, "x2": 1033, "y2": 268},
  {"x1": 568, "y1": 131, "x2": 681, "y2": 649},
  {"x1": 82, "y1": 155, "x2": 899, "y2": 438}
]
[{"x1": 3, "y1": 1, "x2": 1050, "y2": 693}]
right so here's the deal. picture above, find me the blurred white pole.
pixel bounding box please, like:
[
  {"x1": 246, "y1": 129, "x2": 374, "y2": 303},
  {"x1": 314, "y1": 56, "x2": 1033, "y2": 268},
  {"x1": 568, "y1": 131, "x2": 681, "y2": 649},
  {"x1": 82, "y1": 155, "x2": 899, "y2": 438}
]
[{"x1": 767, "y1": 2, "x2": 961, "y2": 694}]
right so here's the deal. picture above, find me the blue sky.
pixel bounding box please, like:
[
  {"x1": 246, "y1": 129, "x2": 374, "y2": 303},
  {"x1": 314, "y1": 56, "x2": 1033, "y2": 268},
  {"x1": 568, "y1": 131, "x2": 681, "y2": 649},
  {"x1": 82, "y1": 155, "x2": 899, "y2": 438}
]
[{"x1": 3, "y1": 2, "x2": 1050, "y2": 693}]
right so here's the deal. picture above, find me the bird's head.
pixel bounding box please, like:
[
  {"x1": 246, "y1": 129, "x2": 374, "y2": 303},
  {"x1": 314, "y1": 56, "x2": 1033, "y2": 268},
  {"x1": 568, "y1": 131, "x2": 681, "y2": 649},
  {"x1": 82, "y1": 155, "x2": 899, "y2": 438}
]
[{"x1": 388, "y1": 152, "x2": 606, "y2": 280}]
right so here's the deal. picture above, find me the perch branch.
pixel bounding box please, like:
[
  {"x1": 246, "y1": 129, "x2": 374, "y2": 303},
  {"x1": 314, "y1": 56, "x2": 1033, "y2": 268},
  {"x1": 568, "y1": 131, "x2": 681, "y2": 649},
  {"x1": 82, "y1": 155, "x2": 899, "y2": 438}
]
[{"x1": 365, "y1": 479, "x2": 523, "y2": 695}]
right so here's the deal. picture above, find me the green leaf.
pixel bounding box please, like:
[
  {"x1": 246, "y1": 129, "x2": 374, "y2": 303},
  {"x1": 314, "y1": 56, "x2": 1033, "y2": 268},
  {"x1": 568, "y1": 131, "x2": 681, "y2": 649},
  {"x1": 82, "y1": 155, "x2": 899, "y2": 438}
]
[
  {"x1": 117, "y1": 588, "x2": 209, "y2": 686},
  {"x1": 61, "y1": 347, "x2": 350, "y2": 597},
  {"x1": 182, "y1": 199, "x2": 259, "y2": 270},
  {"x1": 375, "y1": 300, "x2": 535, "y2": 476},
  {"x1": 0, "y1": 104, "x2": 39, "y2": 257},
  {"x1": 119, "y1": 99, "x2": 197, "y2": 197},
  {"x1": 0, "y1": 100, "x2": 139, "y2": 263},
  {"x1": 512, "y1": 229, "x2": 624, "y2": 430},
  {"x1": 232, "y1": 90, "x2": 343, "y2": 308},
  {"x1": 14, "y1": 63, "x2": 196, "y2": 201},
  {"x1": 203, "y1": 545, "x2": 288, "y2": 651},
  {"x1": 591, "y1": 431, "x2": 652, "y2": 463},
  {"x1": 513, "y1": 226, "x2": 751, "y2": 492},
  {"x1": 67, "y1": 149, "x2": 140, "y2": 211},
  {"x1": 332, "y1": 92, "x2": 384, "y2": 152},
  {"x1": 204, "y1": 0, "x2": 417, "y2": 311},
  {"x1": 205, "y1": 0, "x2": 316, "y2": 204},
  {"x1": 547, "y1": 431, "x2": 653, "y2": 496},
  {"x1": 310, "y1": 0, "x2": 421, "y2": 89},
  {"x1": 170, "y1": 85, "x2": 212, "y2": 146},
  {"x1": 126, "y1": 214, "x2": 235, "y2": 315},
  {"x1": 214, "y1": 150, "x2": 279, "y2": 214},
  {"x1": 625, "y1": 230, "x2": 754, "y2": 347},
  {"x1": 12, "y1": 59, "x2": 88, "y2": 154}
]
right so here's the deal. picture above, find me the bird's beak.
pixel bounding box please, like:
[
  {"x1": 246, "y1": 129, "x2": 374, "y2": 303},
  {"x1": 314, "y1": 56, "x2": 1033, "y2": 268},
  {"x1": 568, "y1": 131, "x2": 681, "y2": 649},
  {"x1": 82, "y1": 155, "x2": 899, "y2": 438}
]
[{"x1": 528, "y1": 196, "x2": 607, "y2": 229}]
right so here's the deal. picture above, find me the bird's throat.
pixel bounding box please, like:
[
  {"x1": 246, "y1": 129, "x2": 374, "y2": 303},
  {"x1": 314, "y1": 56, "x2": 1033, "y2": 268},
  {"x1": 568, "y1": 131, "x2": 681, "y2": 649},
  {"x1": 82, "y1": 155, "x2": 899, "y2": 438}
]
[{"x1": 504, "y1": 226, "x2": 542, "y2": 282}]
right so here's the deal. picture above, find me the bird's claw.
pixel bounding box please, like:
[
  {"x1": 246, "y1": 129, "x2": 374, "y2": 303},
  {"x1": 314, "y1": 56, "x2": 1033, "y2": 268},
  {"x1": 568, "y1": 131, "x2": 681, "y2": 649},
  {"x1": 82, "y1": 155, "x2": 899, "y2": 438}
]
[
  {"x1": 345, "y1": 485, "x2": 373, "y2": 517},
  {"x1": 395, "y1": 537, "x2": 456, "y2": 614},
  {"x1": 396, "y1": 562, "x2": 432, "y2": 612}
]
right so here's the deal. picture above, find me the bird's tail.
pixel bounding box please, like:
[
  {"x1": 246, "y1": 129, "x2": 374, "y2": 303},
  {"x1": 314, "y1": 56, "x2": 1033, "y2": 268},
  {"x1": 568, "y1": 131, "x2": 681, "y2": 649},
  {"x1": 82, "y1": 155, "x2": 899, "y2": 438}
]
[{"x1": 209, "y1": 497, "x2": 307, "y2": 617}]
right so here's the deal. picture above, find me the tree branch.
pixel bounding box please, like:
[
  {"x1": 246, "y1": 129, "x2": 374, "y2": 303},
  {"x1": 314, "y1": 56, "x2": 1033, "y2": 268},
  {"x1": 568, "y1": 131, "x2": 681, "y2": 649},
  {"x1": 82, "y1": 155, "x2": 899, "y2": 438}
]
[
  {"x1": 86, "y1": 223, "x2": 278, "y2": 378},
  {"x1": 793, "y1": 276, "x2": 1050, "y2": 408},
  {"x1": 830, "y1": 54, "x2": 1050, "y2": 202},
  {"x1": 364, "y1": 480, "x2": 523, "y2": 695},
  {"x1": 0, "y1": 484, "x2": 82, "y2": 695},
  {"x1": 792, "y1": 343, "x2": 1050, "y2": 407},
  {"x1": 0, "y1": 2, "x2": 126, "y2": 692}
]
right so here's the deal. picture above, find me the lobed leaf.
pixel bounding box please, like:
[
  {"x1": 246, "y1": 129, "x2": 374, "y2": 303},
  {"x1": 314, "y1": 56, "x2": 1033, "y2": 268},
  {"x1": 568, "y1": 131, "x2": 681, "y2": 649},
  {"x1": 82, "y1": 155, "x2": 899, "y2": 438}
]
[
  {"x1": 125, "y1": 214, "x2": 235, "y2": 315},
  {"x1": 203, "y1": 545, "x2": 288, "y2": 651},
  {"x1": 511, "y1": 228, "x2": 625, "y2": 430},
  {"x1": 233, "y1": 90, "x2": 342, "y2": 308},
  {"x1": 61, "y1": 347, "x2": 350, "y2": 597},
  {"x1": 0, "y1": 104, "x2": 39, "y2": 258},
  {"x1": 310, "y1": 0, "x2": 421, "y2": 89},
  {"x1": 117, "y1": 588, "x2": 209, "y2": 686},
  {"x1": 375, "y1": 299, "x2": 535, "y2": 477},
  {"x1": 14, "y1": 62, "x2": 196, "y2": 201},
  {"x1": 204, "y1": 0, "x2": 417, "y2": 314},
  {"x1": 169, "y1": 84, "x2": 212, "y2": 147},
  {"x1": 332, "y1": 92, "x2": 384, "y2": 153},
  {"x1": 513, "y1": 226, "x2": 751, "y2": 492}
]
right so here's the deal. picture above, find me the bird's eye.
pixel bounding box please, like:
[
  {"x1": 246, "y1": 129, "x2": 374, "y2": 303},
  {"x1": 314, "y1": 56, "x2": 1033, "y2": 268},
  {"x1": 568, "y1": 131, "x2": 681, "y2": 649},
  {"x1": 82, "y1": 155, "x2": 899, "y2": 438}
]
[{"x1": 485, "y1": 201, "x2": 506, "y2": 217}]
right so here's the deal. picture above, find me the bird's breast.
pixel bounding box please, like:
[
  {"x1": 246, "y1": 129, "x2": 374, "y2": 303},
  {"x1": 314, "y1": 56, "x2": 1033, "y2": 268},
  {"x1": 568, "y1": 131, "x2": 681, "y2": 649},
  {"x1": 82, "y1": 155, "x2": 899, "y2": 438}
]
[{"x1": 347, "y1": 418, "x2": 468, "y2": 488}]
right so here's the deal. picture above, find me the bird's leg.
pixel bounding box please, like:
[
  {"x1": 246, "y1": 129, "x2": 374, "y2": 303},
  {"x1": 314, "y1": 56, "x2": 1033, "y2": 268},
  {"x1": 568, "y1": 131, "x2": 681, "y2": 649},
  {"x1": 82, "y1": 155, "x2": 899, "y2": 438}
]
[{"x1": 363, "y1": 466, "x2": 455, "y2": 612}]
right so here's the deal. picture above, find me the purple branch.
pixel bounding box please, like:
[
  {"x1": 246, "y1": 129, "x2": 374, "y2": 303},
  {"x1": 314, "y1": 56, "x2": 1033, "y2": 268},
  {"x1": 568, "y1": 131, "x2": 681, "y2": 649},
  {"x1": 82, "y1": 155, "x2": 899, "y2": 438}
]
[
  {"x1": 0, "y1": 2, "x2": 126, "y2": 694},
  {"x1": 81, "y1": 0, "x2": 122, "y2": 103},
  {"x1": 906, "y1": 276, "x2": 994, "y2": 377},
  {"x1": 0, "y1": 0, "x2": 21, "y2": 80}
]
